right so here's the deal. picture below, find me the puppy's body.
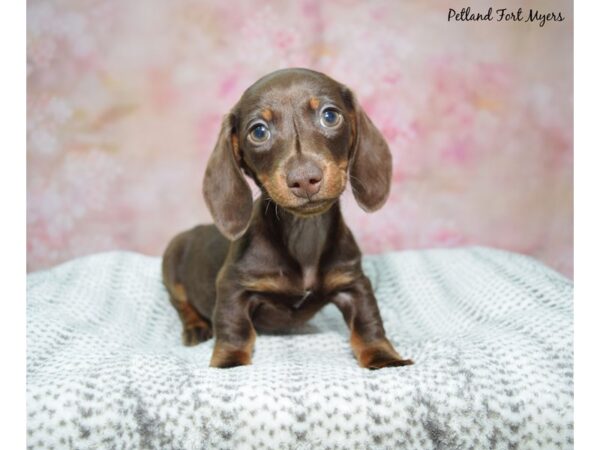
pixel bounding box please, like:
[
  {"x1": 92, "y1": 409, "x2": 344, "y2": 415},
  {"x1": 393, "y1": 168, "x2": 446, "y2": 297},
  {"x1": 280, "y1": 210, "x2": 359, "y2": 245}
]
[
  {"x1": 163, "y1": 68, "x2": 413, "y2": 369},
  {"x1": 163, "y1": 198, "x2": 358, "y2": 333}
]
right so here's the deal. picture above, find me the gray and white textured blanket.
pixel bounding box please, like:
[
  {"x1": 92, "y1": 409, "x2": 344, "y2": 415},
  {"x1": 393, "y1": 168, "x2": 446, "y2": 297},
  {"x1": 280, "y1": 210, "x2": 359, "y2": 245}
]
[{"x1": 27, "y1": 247, "x2": 573, "y2": 449}]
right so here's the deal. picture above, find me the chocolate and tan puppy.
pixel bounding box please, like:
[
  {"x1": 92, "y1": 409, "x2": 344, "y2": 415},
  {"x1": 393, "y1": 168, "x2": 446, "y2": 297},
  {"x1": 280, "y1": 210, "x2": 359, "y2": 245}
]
[{"x1": 162, "y1": 68, "x2": 413, "y2": 369}]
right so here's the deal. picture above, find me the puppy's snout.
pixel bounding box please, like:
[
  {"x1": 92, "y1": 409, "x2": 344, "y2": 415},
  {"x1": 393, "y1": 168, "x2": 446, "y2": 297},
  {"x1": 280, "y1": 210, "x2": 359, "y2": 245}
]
[{"x1": 286, "y1": 161, "x2": 323, "y2": 199}]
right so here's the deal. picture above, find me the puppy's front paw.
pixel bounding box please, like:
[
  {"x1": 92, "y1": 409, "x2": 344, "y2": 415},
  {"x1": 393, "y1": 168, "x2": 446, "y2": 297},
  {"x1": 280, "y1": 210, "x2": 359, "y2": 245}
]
[
  {"x1": 209, "y1": 341, "x2": 253, "y2": 368},
  {"x1": 355, "y1": 339, "x2": 414, "y2": 370},
  {"x1": 182, "y1": 325, "x2": 213, "y2": 346},
  {"x1": 362, "y1": 350, "x2": 414, "y2": 370}
]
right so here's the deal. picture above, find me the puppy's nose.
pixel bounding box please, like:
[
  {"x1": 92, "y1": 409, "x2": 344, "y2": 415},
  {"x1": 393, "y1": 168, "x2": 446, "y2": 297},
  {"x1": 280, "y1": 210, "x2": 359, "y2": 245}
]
[{"x1": 286, "y1": 162, "x2": 323, "y2": 199}]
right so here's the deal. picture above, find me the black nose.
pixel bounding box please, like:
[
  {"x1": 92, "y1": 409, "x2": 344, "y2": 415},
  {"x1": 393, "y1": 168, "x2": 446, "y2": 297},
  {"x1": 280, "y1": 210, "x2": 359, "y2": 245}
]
[{"x1": 286, "y1": 161, "x2": 323, "y2": 199}]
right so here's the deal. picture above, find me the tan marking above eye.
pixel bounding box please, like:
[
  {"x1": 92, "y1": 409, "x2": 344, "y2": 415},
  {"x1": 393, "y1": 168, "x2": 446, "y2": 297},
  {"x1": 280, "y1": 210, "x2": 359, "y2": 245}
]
[
  {"x1": 309, "y1": 97, "x2": 320, "y2": 110},
  {"x1": 261, "y1": 109, "x2": 273, "y2": 121}
]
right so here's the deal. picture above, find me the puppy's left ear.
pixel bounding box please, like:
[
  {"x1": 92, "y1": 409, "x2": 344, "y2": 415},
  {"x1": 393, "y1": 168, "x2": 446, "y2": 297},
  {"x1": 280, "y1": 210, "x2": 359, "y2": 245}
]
[{"x1": 344, "y1": 88, "x2": 392, "y2": 212}]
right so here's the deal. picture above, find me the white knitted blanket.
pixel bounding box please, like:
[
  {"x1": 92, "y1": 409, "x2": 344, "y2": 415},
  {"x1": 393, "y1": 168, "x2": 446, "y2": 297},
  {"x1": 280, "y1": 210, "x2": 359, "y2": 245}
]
[{"x1": 26, "y1": 247, "x2": 573, "y2": 450}]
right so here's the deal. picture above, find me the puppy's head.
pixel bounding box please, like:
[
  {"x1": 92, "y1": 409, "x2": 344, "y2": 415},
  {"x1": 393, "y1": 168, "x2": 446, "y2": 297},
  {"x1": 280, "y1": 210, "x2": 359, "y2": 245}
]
[{"x1": 203, "y1": 68, "x2": 392, "y2": 240}]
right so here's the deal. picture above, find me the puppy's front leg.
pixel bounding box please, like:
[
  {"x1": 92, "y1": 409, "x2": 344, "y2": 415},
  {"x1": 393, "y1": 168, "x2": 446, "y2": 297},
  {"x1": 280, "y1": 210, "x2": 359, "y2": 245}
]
[
  {"x1": 210, "y1": 289, "x2": 256, "y2": 368},
  {"x1": 333, "y1": 275, "x2": 413, "y2": 369}
]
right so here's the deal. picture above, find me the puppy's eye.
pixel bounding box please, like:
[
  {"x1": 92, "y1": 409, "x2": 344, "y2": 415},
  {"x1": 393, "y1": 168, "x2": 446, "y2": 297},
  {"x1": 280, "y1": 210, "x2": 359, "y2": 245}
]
[
  {"x1": 320, "y1": 108, "x2": 342, "y2": 128},
  {"x1": 248, "y1": 123, "x2": 270, "y2": 144}
]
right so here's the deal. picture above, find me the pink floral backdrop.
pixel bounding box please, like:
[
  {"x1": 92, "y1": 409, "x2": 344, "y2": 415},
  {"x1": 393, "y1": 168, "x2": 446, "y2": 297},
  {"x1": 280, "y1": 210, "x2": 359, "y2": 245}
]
[{"x1": 27, "y1": 0, "x2": 573, "y2": 277}]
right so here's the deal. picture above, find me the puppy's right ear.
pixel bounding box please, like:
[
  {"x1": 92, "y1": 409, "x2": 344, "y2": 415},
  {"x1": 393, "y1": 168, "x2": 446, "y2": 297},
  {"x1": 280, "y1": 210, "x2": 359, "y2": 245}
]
[{"x1": 203, "y1": 113, "x2": 253, "y2": 240}]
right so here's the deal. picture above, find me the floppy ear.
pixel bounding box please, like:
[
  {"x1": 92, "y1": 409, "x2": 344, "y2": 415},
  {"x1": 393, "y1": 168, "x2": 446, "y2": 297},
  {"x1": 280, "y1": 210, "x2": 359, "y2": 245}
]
[
  {"x1": 202, "y1": 113, "x2": 253, "y2": 240},
  {"x1": 346, "y1": 91, "x2": 392, "y2": 212}
]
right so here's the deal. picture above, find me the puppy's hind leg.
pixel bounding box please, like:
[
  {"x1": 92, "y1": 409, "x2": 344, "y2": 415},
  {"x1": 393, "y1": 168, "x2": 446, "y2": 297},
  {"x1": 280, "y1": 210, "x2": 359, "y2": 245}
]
[
  {"x1": 163, "y1": 230, "x2": 214, "y2": 346},
  {"x1": 170, "y1": 283, "x2": 213, "y2": 346}
]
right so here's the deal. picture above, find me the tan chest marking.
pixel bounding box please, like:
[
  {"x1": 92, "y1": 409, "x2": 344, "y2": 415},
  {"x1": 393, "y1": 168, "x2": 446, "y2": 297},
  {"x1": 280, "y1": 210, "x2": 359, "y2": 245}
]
[
  {"x1": 240, "y1": 267, "x2": 358, "y2": 297},
  {"x1": 322, "y1": 269, "x2": 357, "y2": 293},
  {"x1": 240, "y1": 273, "x2": 298, "y2": 295}
]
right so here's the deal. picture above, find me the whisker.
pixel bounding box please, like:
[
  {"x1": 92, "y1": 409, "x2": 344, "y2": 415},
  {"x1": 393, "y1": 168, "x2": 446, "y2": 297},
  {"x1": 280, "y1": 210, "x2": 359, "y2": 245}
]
[{"x1": 349, "y1": 174, "x2": 366, "y2": 193}]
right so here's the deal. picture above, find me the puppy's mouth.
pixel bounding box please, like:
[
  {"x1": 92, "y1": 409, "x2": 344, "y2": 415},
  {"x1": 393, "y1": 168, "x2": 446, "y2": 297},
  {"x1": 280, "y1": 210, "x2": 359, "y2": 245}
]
[{"x1": 285, "y1": 198, "x2": 337, "y2": 216}]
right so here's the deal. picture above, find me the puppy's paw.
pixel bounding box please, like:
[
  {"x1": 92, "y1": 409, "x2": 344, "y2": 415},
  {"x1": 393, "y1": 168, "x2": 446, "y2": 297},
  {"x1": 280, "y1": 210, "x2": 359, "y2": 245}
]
[
  {"x1": 182, "y1": 325, "x2": 213, "y2": 346},
  {"x1": 356, "y1": 340, "x2": 414, "y2": 370},
  {"x1": 210, "y1": 341, "x2": 253, "y2": 368},
  {"x1": 364, "y1": 352, "x2": 414, "y2": 370}
]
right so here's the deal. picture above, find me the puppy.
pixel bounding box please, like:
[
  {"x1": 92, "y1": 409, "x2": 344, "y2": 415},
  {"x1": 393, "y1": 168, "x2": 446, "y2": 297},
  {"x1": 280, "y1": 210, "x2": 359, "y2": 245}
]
[{"x1": 162, "y1": 68, "x2": 413, "y2": 369}]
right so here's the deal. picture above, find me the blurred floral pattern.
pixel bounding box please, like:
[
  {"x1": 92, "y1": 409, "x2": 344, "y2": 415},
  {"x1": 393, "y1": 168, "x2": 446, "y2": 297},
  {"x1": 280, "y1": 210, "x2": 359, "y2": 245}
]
[{"x1": 27, "y1": 0, "x2": 573, "y2": 276}]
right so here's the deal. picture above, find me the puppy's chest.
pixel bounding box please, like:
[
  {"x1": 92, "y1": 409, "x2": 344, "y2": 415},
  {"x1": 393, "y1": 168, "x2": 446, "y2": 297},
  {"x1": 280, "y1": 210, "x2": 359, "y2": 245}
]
[
  {"x1": 241, "y1": 263, "x2": 355, "y2": 309},
  {"x1": 292, "y1": 265, "x2": 319, "y2": 308}
]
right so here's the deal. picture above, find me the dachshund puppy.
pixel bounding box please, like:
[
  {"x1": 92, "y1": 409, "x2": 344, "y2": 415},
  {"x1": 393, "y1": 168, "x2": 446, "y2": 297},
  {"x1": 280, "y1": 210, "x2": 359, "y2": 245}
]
[{"x1": 162, "y1": 68, "x2": 413, "y2": 369}]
